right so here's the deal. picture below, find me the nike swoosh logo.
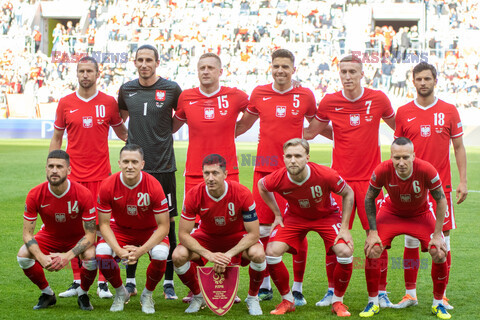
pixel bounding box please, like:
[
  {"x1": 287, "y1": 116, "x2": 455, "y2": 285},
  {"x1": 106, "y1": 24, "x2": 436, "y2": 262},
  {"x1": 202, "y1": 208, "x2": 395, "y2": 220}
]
[
  {"x1": 263, "y1": 97, "x2": 272, "y2": 101},
  {"x1": 283, "y1": 191, "x2": 293, "y2": 195},
  {"x1": 129, "y1": 92, "x2": 137, "y2": 97},
  {"x1": 200, "y1": 208, "x2": 209, "y2": 211},
  {"x1": 335, "y1": 107, "x2": 344, "y2": 111},
  {"x1": 438, "y1": 276, "x2": 447, "y2": 281},
  {"x1": 189, "y1": 101, "x2": 198, "y2": 105},
  {"x1": 388, "y1": 184, "x2": 398, "y2": 187},
  {"x1": 69, "y1": 109, "x2": 79, "y2": 113},
  {"x1": 40, "y1": 204, "x2": 50, "y2": 208},
  {"x1": 407, "y1": 117, "x2": 416, "y2": 122},
  {"x1": 114, "y1": 196, "x2": 124, "y2": 200}
]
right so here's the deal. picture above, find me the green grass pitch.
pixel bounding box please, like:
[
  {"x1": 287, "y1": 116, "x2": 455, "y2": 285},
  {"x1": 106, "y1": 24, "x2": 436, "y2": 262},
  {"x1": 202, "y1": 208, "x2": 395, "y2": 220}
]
[{"x1": 1, "y1": 139, "x2": 478, "y2": 319}]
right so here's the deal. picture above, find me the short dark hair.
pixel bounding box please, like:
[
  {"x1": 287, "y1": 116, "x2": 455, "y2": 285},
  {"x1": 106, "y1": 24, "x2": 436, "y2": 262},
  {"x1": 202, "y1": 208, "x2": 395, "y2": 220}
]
[
  {"x1": 202, "y1": 154, "x2": 226, "y2": 171},
  {"x1": 78, "y1": 56, "x2": 99, "y2": 72},
  {"x1": 340, "y1": 54, "x2": 363, "y2": 70},
  {"x1": 392, "y1": 137, "x2": 413, "y2": 146},
  {"x1": 136, "y1": 44, "x2": 159, "y2": 61},
  {"x1": 271, "y1": 49, "x2": 295, "y2": 64},
  {"x1": 412, "y1": 62, "x2": 437, "y2": 80},
  {"x1": 283, "y1": 138, "x2": 310, "y2": 155},
  {"x1": 120, "y1": 144, "x2": 144, "y2": 159},
  {"x1": 47, "y1": 149, "x2": 70, "y2": 165},
  {"x1": 198, "y1": 53, "x2": 222, "y2": 67}
]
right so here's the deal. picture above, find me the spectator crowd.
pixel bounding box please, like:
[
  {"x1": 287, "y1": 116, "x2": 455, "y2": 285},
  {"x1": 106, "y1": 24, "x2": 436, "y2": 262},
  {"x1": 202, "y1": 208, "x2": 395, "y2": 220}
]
[{"x1": 0, "y1": 0, "x2": 479, "y2": 118}]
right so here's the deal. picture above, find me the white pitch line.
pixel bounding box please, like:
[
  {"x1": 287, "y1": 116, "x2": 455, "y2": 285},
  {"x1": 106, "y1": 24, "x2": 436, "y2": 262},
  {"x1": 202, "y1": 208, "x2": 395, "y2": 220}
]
[{"x1": 467, "y1": 190, "x2": 480, "y2": 193}]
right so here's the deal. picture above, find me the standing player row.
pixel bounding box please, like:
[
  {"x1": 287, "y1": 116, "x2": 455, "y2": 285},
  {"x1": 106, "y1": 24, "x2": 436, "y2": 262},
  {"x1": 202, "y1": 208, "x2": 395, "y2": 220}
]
[{"x1": 18, "y1": 47, "x2": 466, "y2": 319}]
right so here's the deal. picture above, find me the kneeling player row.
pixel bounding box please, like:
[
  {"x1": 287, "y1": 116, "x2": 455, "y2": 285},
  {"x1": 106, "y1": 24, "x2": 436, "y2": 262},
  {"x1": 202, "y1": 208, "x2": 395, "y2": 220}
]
[{"x1": 18, "y1": 140, "x2": 451, "y2": 318}]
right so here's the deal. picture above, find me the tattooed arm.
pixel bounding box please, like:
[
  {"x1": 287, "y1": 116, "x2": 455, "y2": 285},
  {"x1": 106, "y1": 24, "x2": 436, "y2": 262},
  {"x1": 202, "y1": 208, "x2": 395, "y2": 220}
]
[
  {"x1": 22, "y1": 218, "x2": 52, "y2": 268},
  {"x1": 365, "y1": 186, "x2": 381, "y2": 231},
  {"x1": 51, "y1": 219, "x2": 96, "y2": 266},
  {"x1": 73, "y1": 219, "x2": 96, "y2": 256},
  {"x1": 428, "y1": 187, "x2": 448, "y2": 254},
  {"x1": 364, "y1": 185, "x2": 383, "y2": 256}
]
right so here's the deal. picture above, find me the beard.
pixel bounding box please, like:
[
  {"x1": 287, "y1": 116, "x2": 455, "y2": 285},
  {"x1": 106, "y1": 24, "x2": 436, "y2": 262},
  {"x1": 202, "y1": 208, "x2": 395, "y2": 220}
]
[
  {"x1": 79, "y1": 81, "x2": 95, "y2": 89},
  {"x1": 416, "y1": 86, "x2": 434, "y2": 97},
  {"x1": 47, "y1": 174, "x2": 67, "y2": 186},
  {"x1": 286, "y1": 165, "x2": 304, "y2": 176}
]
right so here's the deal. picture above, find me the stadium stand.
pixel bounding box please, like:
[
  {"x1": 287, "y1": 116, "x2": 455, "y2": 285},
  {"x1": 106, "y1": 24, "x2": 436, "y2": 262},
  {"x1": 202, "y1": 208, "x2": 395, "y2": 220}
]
[{"x1": 0, "y1": 0, "x2": 479, "y2": 121}]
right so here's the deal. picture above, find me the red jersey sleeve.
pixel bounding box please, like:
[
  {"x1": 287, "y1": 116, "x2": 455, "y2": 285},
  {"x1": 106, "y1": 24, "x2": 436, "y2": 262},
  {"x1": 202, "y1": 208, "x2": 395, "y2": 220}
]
[
  {"x1": 174, "y1": 92, "x2": 187, "y2": 121},
  {"x1": 369, "y1": 163, "x2": 387, "y2": 190},
  {"x1": 78, "y1": 186, "x2": 96, "y2": 222},
  {"x1": 315, "y1": 94, "x2": 331, "y2": 122},
  {"x1": 239, "y1": 185, "x2": 257, "y2": 222},
  {"x1": 261, "y1": 170, "x2": 281, "y2": 193},
  {"x1": 304, "y1": 88, "x2": 317, "y2": 119},
  {"x1": 328, "y1": 169, "x2": 347, "y2": 194},
  {"x1": 235, "y1": 88, "x2": 249, "y2": 113},
  {"x1": 449, "y1": 107, "x2": 463, "y2": 139},
  {"x1": 181, "y1": 187, "x2": 199, "y2": 221},
  {"x1": 53, "y1": 97, "x2": 67, "y2": 130},
  {"x1": 424, "y1": 162, "x2": 442, "y2": 191},
  {"x1": 380, "y1": 92, "x2": 395, "y2": 119},
  {"x1": 97, "y1": 179, "x2": 113, "y2": 215},
  {"x1": 246, "y1": 87, "x2": 260, "y2": 115},
  {"x1": 108, "y1": 97, "x2": 124, "y2": 127},
  {"x1": 24, "y1": 188, "x2": 39, "y2": 221},
  {"x1": 393, "y1": 107, "x2": 405, "y2": 138}
]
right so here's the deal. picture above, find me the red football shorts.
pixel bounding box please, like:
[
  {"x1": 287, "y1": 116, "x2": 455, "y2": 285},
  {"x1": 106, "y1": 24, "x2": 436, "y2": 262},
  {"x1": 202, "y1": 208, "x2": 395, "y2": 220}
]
[
  {"x1": 77, "y1": 180, "x2": 103, "y2": 224},
  {"x1": 269, "y1": 213, "x2": 342, "y2": 255},
  {"x1": 188, "y1": 229, "x2": 248, "y2": 266},
  {"x1": 97, "y1": 223, "x2": 169, "y2": 247},
  {"x1": 377, "y1": 205, "x2": 438, "y2": 252},
  {"x1": 332, "y1": 180, "x2": 383, "y2": 230},
  {"x1": 184, "y1": 174, "x2": 239, "y2": 224},
  {"x1": 34, "y1": 230, "x2": 81, "y2": 255},
  {"x1": 427, "y1": 191, "x2": 455, "y2": 231},
  {"x1": 252, "y1": 171, "x2": 287, "y2": 225}
]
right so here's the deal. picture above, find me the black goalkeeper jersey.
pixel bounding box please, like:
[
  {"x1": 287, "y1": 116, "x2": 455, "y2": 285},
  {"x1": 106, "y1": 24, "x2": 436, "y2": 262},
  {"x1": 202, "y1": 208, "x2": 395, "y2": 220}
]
[{"x1": 118, "y1": 77, "x2": 182, "y2": 173}]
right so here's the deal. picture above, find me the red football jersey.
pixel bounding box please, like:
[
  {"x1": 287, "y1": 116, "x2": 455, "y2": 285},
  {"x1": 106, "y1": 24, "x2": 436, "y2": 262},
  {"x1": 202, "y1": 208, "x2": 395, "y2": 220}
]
[
  {"x1": 175, "y1": 86, "x2": 248, "y2": 176},
  {"x1": 182, "y1": 180, "x2": 257, "y2": 236},
  {"x1": 54, "y1": 91, "x2": 124, "y2": 182},
  {"x1": 394, "y1": 98, "x2": 463, "y2": 192},
  {"x1": 247, "y1": 84, "x2": 316, "y2": 173},
  {"x1": 97, "y1": 172, "x2": 169, "y2": 230},
  {"x1": 262, "y1": 163, "x2": 346, "y2": 220},
  {"x1": 316, "y1": 88, "x2": 394, "y2": 180},
  {"x1": 24, "y1": 180, "x2": 96, "y2": 240},
  {"x1": 370, "y1": 158, "x2": 442, "y2": 216}
]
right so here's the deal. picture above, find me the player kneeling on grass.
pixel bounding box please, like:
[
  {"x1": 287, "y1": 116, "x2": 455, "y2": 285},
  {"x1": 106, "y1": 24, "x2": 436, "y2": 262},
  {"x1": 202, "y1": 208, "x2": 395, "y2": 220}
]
[
  {"x1": 17, "y1": 150, "x2": 97, "y2": 311},
  {"x1": 258, "y1": 138, "x2": 355, "y2": 316},
  {"x1": 361, "y1": 137, "x2": 451, "y2": 319},
  {"x1": 96, "y1": 144, "x2": 170, "y2": 314},
  {"x1": 172, "y1": 154, "x2": 266, "y2": 315}
]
